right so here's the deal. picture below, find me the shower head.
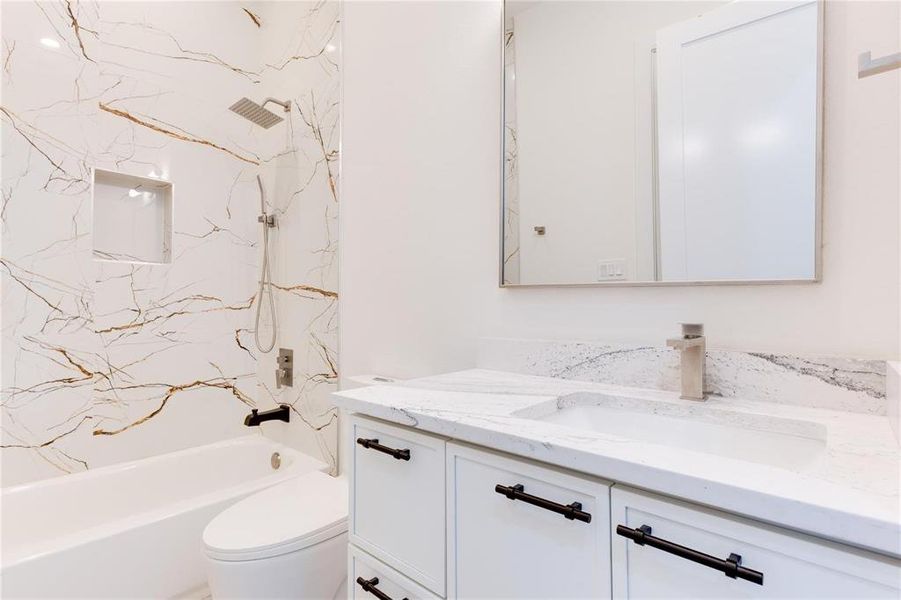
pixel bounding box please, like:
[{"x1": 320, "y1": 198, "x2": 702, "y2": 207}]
[{"x1": 229, "y1": 97, "x2": 290, "y2": 129}]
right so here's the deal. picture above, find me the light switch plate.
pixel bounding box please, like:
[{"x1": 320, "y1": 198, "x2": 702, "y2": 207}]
[{"x1": 597, "y1": 259, "x2": 627, "y2": 281}]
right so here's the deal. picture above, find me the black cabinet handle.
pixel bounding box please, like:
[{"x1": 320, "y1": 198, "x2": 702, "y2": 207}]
[
  {"x1": 616, "y1": 524, "x2": 764, "y2": 586},
  {"x1": 356, "y1": 438, "x2": 411, "y2": 461},
  {"x1": 356, "y1": 577, "x2": 408, "y2": 600},
  {"x1": 495, "y1": 483, "x2": 592, "y2": 523}
]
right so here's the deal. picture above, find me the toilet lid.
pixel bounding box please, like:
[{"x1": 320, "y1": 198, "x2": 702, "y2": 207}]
[{"x1": 203, "y1": 471, "x2": 348, "y2": 561}]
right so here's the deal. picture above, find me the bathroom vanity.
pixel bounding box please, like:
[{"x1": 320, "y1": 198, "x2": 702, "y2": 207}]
[{"x1": 334, "y1": 368, "x2": 901, "y2": 599}]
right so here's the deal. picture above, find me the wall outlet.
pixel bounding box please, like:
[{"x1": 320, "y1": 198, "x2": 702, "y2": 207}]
[{"x1": 597, "y1": 259, "x2": 627, "y2": 281}]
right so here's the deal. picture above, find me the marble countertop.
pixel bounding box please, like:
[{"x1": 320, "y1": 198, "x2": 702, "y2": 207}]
[{"x1": 333, "y1": 369, "x2": 901, "y2": 558}]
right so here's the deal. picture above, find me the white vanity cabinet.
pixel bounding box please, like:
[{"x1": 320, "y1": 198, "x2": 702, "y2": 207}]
[
  {"x1": 446, "y1": 443, "x2": 612, "y2": 599},
  {"x1": 347, "y1": 414, "x2": 900, "y2": 600},
  {"x1": 349, "y1": 416, "x2": 446, "y2": 595},
  {"x1": 611, "y1": 487, "x2": 901, "y2": 599}
]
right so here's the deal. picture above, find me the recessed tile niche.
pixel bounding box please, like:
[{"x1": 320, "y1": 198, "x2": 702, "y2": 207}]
[{"x1": 92, "y1": 168, "x2": 173, "y2": 264}]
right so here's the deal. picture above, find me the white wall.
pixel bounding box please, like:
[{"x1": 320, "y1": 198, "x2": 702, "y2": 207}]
[{"x1": 340, "y1": 0, "x2": 900, "y2": 384}]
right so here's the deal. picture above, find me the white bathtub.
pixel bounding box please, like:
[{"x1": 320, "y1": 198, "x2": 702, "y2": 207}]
[{"x1": 1, "y1": 435, "x2": 328, "y2": 598}]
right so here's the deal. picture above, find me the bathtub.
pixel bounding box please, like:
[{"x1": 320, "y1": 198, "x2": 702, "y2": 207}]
[{"x1": 1, "y1": 435, "x2": 328, "y2": 598}]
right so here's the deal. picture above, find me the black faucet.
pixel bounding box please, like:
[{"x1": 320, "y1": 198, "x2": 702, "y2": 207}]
[{"x1": 244, "y1": 404, "x2": 291, "y2": 427}]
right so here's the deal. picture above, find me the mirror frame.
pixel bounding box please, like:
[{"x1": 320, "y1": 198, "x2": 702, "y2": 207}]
[{"x1": 498, "y1": 0, "x2": 825, "y2": 288}]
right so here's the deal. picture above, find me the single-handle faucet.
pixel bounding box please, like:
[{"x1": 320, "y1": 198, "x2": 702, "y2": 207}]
[
  {"x1": 275, "y1": 348, "x2": 293, "y2": 389},
  {"x1": 666, "y1": 323, "x2": 706, "y2": 400}
]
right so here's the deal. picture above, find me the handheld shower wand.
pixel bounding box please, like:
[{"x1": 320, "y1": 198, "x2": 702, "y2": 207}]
[{"x1": 254, "y1": 175, "x2": 277, "y2": 353}]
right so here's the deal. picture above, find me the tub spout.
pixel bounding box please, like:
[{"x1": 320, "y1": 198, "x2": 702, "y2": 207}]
[{"x1": 244, "y1": 404, "x2": 290, "y2": 427}]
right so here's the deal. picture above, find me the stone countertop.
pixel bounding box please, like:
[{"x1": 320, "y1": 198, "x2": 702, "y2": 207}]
[{"x1": 333, "y1": 369, "x2": 901, "y2": 558}]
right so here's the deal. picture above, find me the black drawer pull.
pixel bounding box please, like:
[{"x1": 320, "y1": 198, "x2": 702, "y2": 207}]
[
  {"x1": 495, "y1": 483, "x2": 592, "y2": 523},
  {"x1": 356, "y1": 438, "x2": 411, "y2": 461},
  {"x1": 356, "y1": 577, "x2": 409, "y2": 600},
  {"x1": 616, "y1": 524, "x2": 764, "y2": 586}
]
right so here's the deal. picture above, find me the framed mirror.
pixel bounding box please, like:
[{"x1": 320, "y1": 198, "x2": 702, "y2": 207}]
[{"x1": 501, "y1": 0, "x2": 823, "y2": 286}]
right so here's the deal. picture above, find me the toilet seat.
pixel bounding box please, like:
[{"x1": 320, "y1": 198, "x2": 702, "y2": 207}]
[{"x1": 203, "y1": 471, "x2": 348, "y2": 562}]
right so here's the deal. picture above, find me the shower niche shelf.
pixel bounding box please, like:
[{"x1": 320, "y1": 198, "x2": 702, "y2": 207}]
[{"x1": 92, "y1": 168, "x2": 173, "y2": 264}]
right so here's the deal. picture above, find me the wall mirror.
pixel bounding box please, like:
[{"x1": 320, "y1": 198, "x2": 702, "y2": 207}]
[{"x1": 501, "y1": 0, "x2": 822, "y2": 286}]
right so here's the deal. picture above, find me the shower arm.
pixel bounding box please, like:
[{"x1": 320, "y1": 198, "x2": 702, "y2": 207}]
[{"x1": 262, "y1": 98, "x2": 291, "y2": 113}]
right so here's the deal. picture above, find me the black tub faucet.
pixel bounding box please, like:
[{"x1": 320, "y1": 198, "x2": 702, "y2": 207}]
[{"x1": 244, "y1": 404, "x2": 291, "y2": 427}]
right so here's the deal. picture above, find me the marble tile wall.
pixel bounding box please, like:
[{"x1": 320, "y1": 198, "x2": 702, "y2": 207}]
[
  {"x1": 479, "y1": 338, "x2": 887, "y2": 415},
  {"x1": 250, "y1": 0, "x2": 340, "y2": 472},
  {"x1": 1, "y1": 0, "x2": 339, "y2": 486}
]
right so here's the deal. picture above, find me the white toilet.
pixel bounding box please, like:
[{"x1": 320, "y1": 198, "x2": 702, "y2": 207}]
[{"x1": 203, "y1": 471, "x2": 349, "y2": 599}]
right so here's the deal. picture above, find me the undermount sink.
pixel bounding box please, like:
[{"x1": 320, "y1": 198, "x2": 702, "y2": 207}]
[{"x1": 515, "y1": 392, "x2": 827, "y2": 470}]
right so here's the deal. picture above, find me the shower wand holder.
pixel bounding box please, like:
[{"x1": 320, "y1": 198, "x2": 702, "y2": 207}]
[{"x1": 258, "y1": 214, "x2": 276, "y2": 227}]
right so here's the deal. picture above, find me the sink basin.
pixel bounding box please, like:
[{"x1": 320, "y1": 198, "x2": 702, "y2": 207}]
[{"x1": 515, "y1": 392, "x2": 826, "y2": 470}]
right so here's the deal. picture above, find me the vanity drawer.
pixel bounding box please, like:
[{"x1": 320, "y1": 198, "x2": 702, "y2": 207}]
[
  {"x1": 350, "y1": 546, "x2": 441, "y2": 600},
  {"x1": 611, "y1": 486, "x2": 901, "y2": 598},
  {"x1": 447, "y1": 443, "x2": 612, "y2": 599},
  {"x1": 349, "y1": 416, "x2": 446, "y2": 595}
]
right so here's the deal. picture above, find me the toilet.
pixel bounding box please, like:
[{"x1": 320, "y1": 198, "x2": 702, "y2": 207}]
[{"x1": 203, "y1": 471, "x2": 348, "y2": 599}]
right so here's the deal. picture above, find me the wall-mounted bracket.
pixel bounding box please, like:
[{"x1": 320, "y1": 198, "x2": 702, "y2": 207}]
[{"x1": 858, "y1": 50, "x2": 901, "y2": 79}]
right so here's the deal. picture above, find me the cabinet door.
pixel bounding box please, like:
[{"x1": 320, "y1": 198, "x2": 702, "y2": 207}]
[
  {"x1": 612, "y1": 486, "x2": 901, "y2": 598},
  {"x1": 447, "y1": 443, "x2": 612, "y2": 599},
  {"x1": 350, "y1": 416, "x2": 446, "y2": 595},
  {"x1": 350, "y1": 546, "x2": 441, "y2": 600}
]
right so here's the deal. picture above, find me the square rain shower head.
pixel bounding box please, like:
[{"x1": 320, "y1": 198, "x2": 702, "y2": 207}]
[{"x1": 229, "y1": 98, "x2": 285, "y2": 129}]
